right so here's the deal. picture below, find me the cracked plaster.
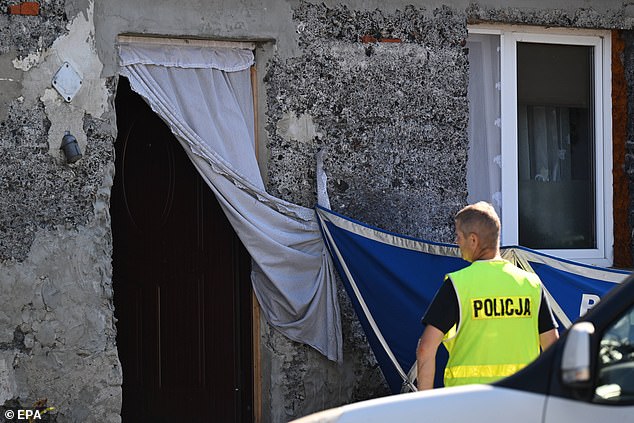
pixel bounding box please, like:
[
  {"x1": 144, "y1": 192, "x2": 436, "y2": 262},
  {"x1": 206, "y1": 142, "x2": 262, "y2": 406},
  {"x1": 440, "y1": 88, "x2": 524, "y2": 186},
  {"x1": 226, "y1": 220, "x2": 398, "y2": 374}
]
[{"x1": 0, "y1": 1, "x2": 120, "y2": 421}]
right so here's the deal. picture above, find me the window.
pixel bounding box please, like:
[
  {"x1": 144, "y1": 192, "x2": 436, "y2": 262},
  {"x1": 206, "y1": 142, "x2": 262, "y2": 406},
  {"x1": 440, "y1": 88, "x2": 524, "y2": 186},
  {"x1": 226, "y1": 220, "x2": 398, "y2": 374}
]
[
  {"x1": 467, "y1": 26, "x2": 613, "y2": 266},
  {"x1": 595, "y1": 305, "x2": 634, "y2": 403}
]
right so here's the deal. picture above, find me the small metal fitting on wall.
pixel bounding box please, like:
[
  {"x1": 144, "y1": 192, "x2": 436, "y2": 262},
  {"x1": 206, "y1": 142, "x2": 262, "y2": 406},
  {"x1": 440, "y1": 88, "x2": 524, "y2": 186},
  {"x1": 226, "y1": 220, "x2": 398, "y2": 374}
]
[{"x1": 60, "y1": 131, "x2": 82, "y2": 164}]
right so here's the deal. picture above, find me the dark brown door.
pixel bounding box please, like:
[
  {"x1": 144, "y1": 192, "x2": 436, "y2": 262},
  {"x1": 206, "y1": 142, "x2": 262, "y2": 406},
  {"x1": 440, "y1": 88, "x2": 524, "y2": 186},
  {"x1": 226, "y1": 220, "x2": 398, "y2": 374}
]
[{"x1": 111, "y1": 78, "x2": 253, "y2": 423}]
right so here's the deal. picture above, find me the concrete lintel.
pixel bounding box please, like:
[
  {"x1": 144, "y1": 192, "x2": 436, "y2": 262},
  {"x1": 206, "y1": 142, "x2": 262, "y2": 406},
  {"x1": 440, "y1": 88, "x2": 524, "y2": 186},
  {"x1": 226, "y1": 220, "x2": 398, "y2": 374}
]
[{"x1": 117, "y1": 34, "x2": 257, "y2": 50}]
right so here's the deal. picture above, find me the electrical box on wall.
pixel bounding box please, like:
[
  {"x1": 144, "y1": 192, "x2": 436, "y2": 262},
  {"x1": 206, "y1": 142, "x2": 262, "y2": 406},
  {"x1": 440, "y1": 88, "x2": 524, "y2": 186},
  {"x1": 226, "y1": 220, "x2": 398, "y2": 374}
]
[{"x1": 52, "y1": 62, "x2": 82, "y2": 102}]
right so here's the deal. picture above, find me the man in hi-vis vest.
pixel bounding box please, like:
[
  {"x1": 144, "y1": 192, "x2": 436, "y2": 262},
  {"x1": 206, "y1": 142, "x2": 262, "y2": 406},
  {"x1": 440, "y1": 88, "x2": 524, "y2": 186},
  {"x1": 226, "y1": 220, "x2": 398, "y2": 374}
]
[{"x1": 416, "y1": 201, "x2": 560, "y2": 390}]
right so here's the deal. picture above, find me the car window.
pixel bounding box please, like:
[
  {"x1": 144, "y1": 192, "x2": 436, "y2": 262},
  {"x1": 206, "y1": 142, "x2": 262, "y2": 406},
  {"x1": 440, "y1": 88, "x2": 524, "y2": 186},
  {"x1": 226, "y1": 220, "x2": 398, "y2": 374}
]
[{"x1": 594, "y1": 305, "x2": 634, "y2": 403}]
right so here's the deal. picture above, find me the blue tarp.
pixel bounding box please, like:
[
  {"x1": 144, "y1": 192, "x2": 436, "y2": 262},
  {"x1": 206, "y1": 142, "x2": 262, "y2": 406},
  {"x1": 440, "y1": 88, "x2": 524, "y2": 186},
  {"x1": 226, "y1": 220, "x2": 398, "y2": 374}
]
[{"x1": 316, "y1": 205, "x2": 629, "y2": 393}]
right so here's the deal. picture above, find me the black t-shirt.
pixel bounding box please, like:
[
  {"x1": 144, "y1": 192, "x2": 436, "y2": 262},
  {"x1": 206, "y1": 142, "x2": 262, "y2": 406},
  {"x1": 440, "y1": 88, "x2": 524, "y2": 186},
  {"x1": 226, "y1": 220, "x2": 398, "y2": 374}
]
[{"x1": 422, "y1": 277, "x2": 559, "y2": 334}]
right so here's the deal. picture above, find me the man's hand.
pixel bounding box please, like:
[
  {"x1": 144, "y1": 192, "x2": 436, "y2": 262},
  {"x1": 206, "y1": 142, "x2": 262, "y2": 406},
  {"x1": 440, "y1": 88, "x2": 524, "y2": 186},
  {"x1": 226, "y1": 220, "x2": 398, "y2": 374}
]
[{"x1": 540, "y1": 328, "x2": 559, "y2": 351}]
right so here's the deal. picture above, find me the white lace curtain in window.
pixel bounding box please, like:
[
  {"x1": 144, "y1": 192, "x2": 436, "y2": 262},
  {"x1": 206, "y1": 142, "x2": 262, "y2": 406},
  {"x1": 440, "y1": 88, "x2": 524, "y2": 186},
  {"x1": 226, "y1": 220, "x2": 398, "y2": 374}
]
[
  {"x1": 518, "y1": 105, "x2": 573, "y2": 183},
  {"x1": 466, "y1": 34, "x2": 502, "y2": 215}
]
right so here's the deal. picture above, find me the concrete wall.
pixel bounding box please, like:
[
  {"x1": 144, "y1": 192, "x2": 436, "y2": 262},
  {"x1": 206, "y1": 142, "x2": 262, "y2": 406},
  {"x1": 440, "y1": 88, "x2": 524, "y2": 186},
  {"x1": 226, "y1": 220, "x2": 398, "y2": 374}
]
[
  {"x1": 1, "y1": 0, "x2": 633, "y2": 422},
  {"x1": 0, "y1": 0, "x2": 120, "y2": 422}
]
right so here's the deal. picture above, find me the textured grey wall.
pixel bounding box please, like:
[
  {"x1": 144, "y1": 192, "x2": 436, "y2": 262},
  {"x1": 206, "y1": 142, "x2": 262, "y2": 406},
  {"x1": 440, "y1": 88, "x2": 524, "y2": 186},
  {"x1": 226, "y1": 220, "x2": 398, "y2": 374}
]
[
  {"x1": 1, "y1": 0, "x2": 634, "y2": 422},
  {"x1": 266, "y1": 3, "x2": 469, "y2": 240},
  {"x1": 0, "y1": 1, "x2": 121, "y2": 421}
]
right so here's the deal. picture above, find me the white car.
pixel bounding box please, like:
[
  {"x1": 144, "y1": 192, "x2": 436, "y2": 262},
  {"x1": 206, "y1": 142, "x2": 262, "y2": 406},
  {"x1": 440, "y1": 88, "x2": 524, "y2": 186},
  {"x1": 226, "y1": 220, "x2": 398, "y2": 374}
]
[{"x1": 292, "y1": 275, "x2": 634, "y2": 423}]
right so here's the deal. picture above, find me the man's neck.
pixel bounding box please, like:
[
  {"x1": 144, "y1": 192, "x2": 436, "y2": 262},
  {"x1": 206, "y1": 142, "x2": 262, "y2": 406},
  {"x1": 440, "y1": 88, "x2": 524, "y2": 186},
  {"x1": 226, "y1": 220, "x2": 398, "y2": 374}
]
[{"x1": 473, "y1": 248, "x2": 501, "y2": 261}]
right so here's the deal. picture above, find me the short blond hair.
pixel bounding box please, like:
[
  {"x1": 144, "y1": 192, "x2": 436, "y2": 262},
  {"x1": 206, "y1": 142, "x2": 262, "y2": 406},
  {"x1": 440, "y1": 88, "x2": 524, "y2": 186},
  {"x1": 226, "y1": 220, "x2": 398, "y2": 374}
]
[{"x1": 455, "y1": 202, "x2": 500, "y2": 250}]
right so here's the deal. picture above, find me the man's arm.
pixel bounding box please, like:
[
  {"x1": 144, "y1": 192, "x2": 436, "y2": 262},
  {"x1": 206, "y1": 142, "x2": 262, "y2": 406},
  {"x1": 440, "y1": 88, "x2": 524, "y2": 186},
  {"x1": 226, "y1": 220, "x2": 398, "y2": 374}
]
[
  {"x1": 416, "y1": 324, "x2": 444, "y2": 390},
  {"x1": 539, "y1": 328, "x2": 559, "y2": 351},
  {"x1": 537, "y1": 288, "x2": 559, "y2": 351}
]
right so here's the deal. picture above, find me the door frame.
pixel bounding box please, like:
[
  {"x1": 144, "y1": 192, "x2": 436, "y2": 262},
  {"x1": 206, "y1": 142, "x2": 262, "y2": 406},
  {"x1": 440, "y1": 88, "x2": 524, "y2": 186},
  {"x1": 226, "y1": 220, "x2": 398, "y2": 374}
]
[{"x1": 116, "y1": 34, "x2": 263, "y2": 423}]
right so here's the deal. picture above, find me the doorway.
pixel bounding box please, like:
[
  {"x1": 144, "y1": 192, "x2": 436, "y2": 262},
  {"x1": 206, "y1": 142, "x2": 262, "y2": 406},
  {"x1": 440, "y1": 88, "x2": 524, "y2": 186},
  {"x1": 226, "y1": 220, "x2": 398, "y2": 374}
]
[{"x1": 111, "y1": 77, "x2": 254, "y2": 422}]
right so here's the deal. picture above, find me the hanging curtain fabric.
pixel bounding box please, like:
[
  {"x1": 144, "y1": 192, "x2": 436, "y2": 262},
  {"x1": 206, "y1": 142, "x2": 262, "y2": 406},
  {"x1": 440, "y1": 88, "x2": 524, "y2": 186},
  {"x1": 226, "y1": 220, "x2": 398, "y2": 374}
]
[
  {"x1": 466, "y1": 34, "x2": 502, "y2": 215},
  {"x1": 118, "y1": 41, "x2": 342, "y2": 362}
]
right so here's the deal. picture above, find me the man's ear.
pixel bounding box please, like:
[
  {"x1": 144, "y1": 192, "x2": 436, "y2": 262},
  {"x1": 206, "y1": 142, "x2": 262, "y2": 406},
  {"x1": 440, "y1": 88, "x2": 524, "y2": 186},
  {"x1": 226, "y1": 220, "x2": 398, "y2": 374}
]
[{"x1": 468, "y1": 232, "x2": 479, "y2": 246}]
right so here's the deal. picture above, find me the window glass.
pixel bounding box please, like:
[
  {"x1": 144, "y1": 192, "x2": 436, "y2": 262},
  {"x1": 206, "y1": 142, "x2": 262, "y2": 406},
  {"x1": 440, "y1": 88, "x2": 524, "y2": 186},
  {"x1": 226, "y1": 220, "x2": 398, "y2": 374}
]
[
  {"x1": 517, "y1": 42, "x2": 595, "y2": 249},
  {"x1": 595, "y1": 305, "x2": 634, "y2": 403}
]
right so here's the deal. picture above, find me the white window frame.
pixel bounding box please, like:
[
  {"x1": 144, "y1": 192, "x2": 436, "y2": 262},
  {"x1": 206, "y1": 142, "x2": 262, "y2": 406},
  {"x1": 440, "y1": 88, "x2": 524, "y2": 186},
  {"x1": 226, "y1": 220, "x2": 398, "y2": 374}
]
[{"x1": 468, "y1": 25, "x2": 613, "y2": 266}]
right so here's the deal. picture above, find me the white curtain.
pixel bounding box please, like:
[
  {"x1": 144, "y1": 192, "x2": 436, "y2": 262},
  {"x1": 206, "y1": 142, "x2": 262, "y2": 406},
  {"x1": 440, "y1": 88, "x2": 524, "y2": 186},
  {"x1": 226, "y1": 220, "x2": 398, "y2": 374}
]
[
  {"x1": 518, "y1": 105, "x2": 572, "y2": 183},
  {"x1": 119, "y1": 42, "x2": 342, "y2": 362},
  {"x1": 466, "y1": 34, "x2": 502, "y2": 215}
]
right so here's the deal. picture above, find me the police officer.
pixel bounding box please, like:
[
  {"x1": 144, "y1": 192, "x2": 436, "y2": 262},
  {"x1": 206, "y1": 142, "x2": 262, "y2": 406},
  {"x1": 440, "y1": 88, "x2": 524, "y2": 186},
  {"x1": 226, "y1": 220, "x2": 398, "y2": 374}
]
[{"x1": 416, "y1": 201, "x2": 559, "y2": 390}]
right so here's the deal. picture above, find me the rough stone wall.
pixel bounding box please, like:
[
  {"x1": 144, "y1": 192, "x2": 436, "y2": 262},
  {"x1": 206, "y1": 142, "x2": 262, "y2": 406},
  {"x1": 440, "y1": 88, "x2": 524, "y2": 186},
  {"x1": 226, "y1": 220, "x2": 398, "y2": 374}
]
[
  {"x1": 466, "y1": 2, "x2": 634, "y2": 28},
  {"x1": 0, "y1": 1, "x2": 121, "y2": 422},
  {"x1": 267, "y1": 2, "x2": 469, "y2": 240},
  {"x1": 262, "y1": 3, "x2": 469, "y2": 421},
  {"x1": 624, "y1": 30, "x2": 634, "y2": 257}
]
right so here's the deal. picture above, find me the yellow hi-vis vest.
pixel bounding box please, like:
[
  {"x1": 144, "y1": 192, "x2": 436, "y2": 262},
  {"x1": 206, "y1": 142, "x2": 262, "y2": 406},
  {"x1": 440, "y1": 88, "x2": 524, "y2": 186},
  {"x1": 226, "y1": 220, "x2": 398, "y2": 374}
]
[{"x1": 442, "y1": 260, "x2": 542, "y2": 387}]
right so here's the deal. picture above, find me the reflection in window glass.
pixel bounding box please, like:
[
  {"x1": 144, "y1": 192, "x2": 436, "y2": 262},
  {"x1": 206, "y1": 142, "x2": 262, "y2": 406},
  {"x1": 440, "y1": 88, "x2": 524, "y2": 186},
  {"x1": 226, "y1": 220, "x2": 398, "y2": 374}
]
[
  {"x1": 517, "y1": 42, "x2": 596, "y2": 249},
  {"x1": 595, "y1": 306, "x2": 634, "y2": 402}
]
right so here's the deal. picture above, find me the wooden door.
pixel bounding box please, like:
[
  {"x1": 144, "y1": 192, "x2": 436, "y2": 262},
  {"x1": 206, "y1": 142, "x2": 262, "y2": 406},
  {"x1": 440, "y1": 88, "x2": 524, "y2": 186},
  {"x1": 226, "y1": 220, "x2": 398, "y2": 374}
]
[{"x1": 111, "y1": 78, "x2": 253, "y2": 422}]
